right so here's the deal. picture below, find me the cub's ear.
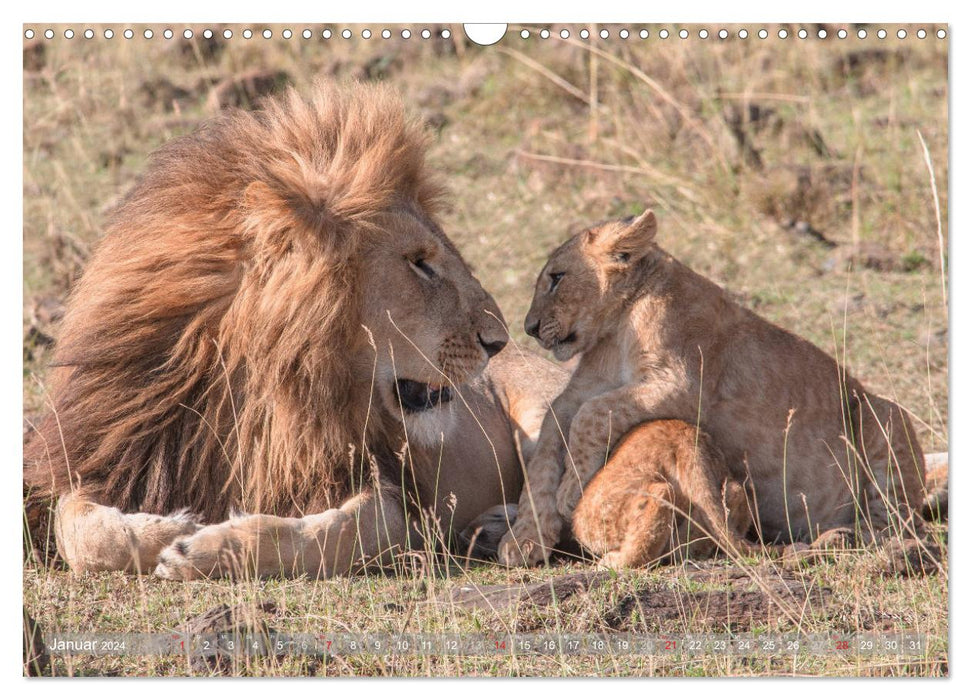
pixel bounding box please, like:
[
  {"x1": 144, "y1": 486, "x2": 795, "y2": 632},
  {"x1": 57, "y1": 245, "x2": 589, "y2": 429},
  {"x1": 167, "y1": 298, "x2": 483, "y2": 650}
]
[{"x1": 587, "y1": 208, "x2": 658, "y2": 264}]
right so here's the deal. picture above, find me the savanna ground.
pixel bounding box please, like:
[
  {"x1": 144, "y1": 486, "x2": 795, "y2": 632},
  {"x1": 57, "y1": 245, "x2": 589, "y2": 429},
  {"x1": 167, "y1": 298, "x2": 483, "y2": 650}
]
[{"x1": 22, "y1": 23, "x2": 948, "y2": 677}]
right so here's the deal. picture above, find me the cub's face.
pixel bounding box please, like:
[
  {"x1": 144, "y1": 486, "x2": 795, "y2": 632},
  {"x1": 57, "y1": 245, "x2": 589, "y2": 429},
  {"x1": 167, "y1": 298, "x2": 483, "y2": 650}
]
[
  {"x1": 524, "y1": 210, "x2": 657, "y2": 361},
  {"x1": 524, "y1": 236, "x2": 604, "y2": 361},
  {"x1": 360, "y1": 207, "x2": 508, "y2": 419}
]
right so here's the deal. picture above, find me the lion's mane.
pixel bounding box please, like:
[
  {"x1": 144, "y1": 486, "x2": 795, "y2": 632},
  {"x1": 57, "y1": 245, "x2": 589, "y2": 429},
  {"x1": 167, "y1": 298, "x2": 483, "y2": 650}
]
[{"x1": 25, "y1": 83, "x2": 445, "y2": 523}]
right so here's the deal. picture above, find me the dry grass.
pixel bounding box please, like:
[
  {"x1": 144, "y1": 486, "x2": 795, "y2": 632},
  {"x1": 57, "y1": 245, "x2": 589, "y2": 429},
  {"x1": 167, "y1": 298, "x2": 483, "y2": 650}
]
[{"x1": 22, "y1": 23, "x2": 948, "y2": 677}]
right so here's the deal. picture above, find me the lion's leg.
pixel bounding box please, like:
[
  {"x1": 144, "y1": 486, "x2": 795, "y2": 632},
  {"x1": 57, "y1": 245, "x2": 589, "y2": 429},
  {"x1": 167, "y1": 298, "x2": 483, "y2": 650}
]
[
  {"x1": 497, "y1": 394, "x2": 584, "y2": 568},
  {"x1": 853, "y1": 393, "x2": 927, "y2": 540},
  {"x1": 583, "y1": 482, "x2": 676, "y2": 570},
  {"x1": 497, "y1": 449, "x2": 567, "y2": 567},
  {"x1": 672, "y1": 446, "x2": 759, "y2": 560},
  {"x1": 557, "y1": 385, "x2": 692, "y2": 519},
  {"x1": 54, "y1": 493, "x2": 201, "y2": 574},
  {"x1": 154, "y1": 488, "x2": 411, "y2": 580},
  {"x1": 774, "y1": 397, "x2": 932, "y2": 568}
]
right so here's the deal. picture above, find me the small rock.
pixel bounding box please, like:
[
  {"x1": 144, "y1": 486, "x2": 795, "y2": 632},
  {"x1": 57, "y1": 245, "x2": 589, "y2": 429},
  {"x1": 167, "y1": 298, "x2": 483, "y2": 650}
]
[{"x1": 607, "y1": 564, "x2": 832, "y2": 630}]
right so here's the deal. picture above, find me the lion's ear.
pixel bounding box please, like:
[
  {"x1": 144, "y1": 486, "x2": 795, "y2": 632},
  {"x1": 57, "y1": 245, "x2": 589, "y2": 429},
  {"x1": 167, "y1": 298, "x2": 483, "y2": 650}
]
[
  {"x1": 241, "y1": 180, "x2": 292, "y2": 229},
  {"x1": 242, "y1": 180, "x2": 338, "y2": 257},
  {"x1": 589, "y1": 208, "x2": 658, "y2": 264},
  {"x1": 241, "y1": 181, "x2": 297, "y2": 255}
]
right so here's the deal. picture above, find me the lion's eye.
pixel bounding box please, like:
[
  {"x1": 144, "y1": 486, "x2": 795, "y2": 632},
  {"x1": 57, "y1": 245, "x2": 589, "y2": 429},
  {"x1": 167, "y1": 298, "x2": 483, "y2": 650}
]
[
  {"x1": 548, "y1": 271, "x2": 564, "y2": 293},
  {"x1": 408, "y1": 257, "x2": 436, "y2": 280}
]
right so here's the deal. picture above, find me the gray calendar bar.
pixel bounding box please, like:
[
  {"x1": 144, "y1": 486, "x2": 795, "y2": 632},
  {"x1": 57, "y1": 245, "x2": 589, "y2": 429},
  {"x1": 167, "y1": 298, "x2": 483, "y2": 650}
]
[{"x1": 42, "y1": 632, "x2": 931, "y2": 657}]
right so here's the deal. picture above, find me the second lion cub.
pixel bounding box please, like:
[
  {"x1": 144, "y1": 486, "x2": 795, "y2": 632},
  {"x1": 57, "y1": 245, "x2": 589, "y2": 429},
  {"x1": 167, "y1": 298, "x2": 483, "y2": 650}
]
[{"x1": 572, "y1": 419, "x2": 753, "y2": 569}]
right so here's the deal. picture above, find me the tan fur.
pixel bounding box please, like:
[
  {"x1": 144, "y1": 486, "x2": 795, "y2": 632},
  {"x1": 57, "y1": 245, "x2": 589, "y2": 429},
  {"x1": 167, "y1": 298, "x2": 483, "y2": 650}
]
[
  {"x1": 53, "y1": 493, "x2": 201, "y2": 574},
  {"x1": 499, "y1": 209, "x2": 926, "y2": 567},
  {"x1": 24, "y1": 83, "x2": 568, "y2": 578},
  {"x1": 572, "y1": 420, "x2": 754, "y2": 569}
]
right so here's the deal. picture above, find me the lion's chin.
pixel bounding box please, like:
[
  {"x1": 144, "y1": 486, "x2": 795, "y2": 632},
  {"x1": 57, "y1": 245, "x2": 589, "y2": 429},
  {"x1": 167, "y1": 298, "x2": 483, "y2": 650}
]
[
  {"x1": 550, "y1": 331, "x2": 579, "y2": 361},
  {"x1": 394, "y1": 379, "x2": 455, "y2": 413}
]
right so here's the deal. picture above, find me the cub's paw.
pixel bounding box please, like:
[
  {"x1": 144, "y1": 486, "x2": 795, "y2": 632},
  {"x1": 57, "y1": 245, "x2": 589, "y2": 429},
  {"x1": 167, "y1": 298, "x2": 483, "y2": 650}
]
[
  {"x1": 555, "y1": 480, "x2": 582, "y2": 521},
  {"x1": 497, "y1": 532, "x2": 543, "y2": 567},
  {"x1": 497, "y1": 519, "x2": 558, "y2": 568},
  {"x1": 596, "y1": 552, "x2": 631, "y2": 571},
  {"x1": 154, "y1": 521, "x2": 245, "y2": 580}
]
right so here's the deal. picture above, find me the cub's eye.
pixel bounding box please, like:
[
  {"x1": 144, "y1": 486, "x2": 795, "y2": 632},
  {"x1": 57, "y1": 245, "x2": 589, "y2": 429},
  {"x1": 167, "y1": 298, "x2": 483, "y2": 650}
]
[
  {"x1": 408, "y1": 257, "x2": 436, "y2": 280},
  {"x1": 548, "y1": 271, "x2": 565, "y2": 293}
]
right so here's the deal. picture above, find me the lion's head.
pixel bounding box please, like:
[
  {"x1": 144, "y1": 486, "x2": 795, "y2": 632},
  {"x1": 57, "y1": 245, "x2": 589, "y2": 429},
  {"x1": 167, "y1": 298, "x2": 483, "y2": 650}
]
[
  {"x1": 357, "y1": 207, "x2": 508, "y2": 418},
  {"x1": 524, "y1": 209, "x2": 657, "y2": 360},
  {"x1": 25, "y1": 82, "x2": 507, "y2": 524}
]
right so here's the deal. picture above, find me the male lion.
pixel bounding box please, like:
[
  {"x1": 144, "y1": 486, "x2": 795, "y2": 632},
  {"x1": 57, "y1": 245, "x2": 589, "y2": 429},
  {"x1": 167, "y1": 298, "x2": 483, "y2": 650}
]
[
  {"x1": 23, "y1": 83, "x2": 566, "y2": 579},
  {"x1": 498, "y1": 209, "x2": 926, "y2": 567}
]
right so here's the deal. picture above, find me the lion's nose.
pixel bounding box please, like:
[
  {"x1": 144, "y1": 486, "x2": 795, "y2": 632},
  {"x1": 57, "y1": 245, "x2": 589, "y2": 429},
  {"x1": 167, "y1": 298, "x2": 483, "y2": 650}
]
[
  {"x1": 524, "y1": 319, "x2": 541, "y2": 339},
  {"x1": 478, "y1": 333, "x2": 507, "y2": 358}
]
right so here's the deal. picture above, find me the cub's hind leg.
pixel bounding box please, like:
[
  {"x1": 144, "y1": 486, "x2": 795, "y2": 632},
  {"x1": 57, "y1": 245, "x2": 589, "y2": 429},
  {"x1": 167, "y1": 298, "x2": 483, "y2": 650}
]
[
  {"x1": 571, "y1": 424, "x2": 681, "y2": 569},
  {"x1": 54, "y1": 492, "x2": 201, "y2": 573},
  {"x1": 667, "y1": 428, "x2": 756, "y2": 559},
  {"x1": 572, "y1": 420, "x2": 757, "y2": 570},
  {"x1": 588, "y1": 482, "x2": 677, "y2": 570}
]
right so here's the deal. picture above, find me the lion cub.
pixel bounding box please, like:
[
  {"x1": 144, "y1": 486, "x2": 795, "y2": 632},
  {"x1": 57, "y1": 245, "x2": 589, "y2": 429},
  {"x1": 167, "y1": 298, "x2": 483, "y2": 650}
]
[
  {"x1": 572, "y1": 419, "x2": 753, "y2": 569},
  {"x1": 497, "y1": 209, "x2": 924, "y2": 568}
]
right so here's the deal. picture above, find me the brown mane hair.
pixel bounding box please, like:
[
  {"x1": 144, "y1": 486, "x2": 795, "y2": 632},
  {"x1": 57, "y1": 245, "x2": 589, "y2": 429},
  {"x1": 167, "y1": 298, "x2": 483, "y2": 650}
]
[{"x1": 25, "y1": 82, "x2": 445, "y2": 523}]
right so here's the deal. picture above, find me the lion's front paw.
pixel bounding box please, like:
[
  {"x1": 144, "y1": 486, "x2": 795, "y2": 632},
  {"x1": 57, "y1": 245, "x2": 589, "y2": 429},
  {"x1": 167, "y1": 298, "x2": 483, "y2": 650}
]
[
  {"x1": 154, "y1": 522, "x2": 243, "y2": 580},
  {"x1": 556, "y1": 480, "x2": 582, "y2": 521},
  {"x1": 498, "y1": 521, "x2": 555, "y2": 567},
  {"x1": 596, "y1": 552, "x2": 630, "y2": 571},
  {"x1": 497, "y1": 531, "x2": 543, "y2": 568}
]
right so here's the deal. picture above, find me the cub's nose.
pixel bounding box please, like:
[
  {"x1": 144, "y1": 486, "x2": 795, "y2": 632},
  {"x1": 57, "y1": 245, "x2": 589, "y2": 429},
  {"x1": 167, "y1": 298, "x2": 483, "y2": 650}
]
[
  {"x1": 478, "y1": 333, "x2": 507, "y2": 358},
  {"x1": 525, "y1": 319, "x2": 541, "y2": 339}
]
